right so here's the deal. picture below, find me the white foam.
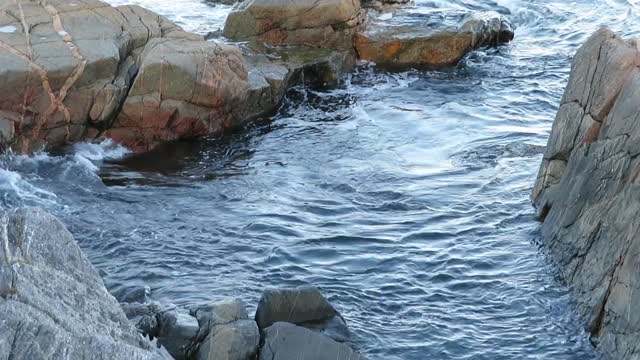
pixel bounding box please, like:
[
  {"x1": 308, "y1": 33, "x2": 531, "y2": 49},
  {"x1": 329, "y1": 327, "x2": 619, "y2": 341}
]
[
  {"x1": 0, "y1": 25, "x2": 17, "y2": 33},
  {"x1": 73, "y1": 139, "x2": 131, "y2": 162},
  {"x1": 0, "y1": 168, "x2": 58, "y2": 206}
]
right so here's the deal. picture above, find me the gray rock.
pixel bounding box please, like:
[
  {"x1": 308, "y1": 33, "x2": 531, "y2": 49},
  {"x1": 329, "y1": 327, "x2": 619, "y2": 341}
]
[
  {"x1": 532, "y1": 28, "x2": 640, "y2": 360},
  {"x1": 255, "y1": 286, "x2": 338, "y2": 330},
  {"x1": 259, "y1": 322, "x2": 366, "y2": 360},
  {"x1": 191, "y1": 299, "x2": 259, "y2": 360},
  {"x1": 254, "y1": 286, "x2": 351, "y2": 344},
  {"x1": 195, "y1": 319, "x2": 259, "y2": 360},
  {"x1": 157, "y1": 308, "x2": 200, "y2": 359},
  {"x1": 0, "y1": 208, "x2": 170, "y2": 359}
]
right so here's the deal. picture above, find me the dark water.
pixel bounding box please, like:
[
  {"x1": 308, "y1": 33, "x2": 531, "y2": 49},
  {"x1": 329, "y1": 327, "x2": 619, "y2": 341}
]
[{"x1": 2, "y1": 0, "x2": 639, "y2": 359}]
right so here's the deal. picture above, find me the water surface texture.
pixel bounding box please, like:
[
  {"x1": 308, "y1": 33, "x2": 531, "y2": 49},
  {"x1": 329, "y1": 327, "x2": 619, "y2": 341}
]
[{"x1": 2, "y1": 0, "x2": 640, "y2": 359}]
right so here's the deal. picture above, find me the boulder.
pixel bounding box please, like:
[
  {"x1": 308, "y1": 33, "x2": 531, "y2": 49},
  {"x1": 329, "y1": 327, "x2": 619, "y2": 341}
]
[
  {"x1": 0, "y1": 0, "x2": 265, "y2": 154},
  {"x1": 532, "y1": 28, "x2": 640, "y2": 360},
  {"x1": 259, "y1": 322, "x2": 366, "y2": 360},
  {"x1": 103, "y1": 37, "x2": 250, "y2": 152},
  {"x1": 0, "y1": 208, "x2": 170, "y2": 359},
  {"x1": 0, "y1": 0, "x2": 198, "y2": 152},
  {"x1": 157, "y1": 308, "x2": 200, "y2": 359},
  {"x1": 254, "y1": 286, "x2": 351, "y2": 343},
  {"x1": 223, "y1": 0, "x2": 365, "y2": 50},
  {"x1": 190, "y1": 299, "x2": 260, "y2": 360},
  {"x1": 354, "y1": 10, "x2": 513, "y2": 68}
]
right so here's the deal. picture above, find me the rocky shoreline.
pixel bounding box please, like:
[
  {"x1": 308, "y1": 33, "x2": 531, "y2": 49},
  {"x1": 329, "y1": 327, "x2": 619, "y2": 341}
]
[
  {"x1": 533, "y1": 29, "x2": 640, "y2": 360},
  {"x1": 0, "y1": 207, "x2": 367, "y2": 360},
  {"x1": 0, "y1": 0, "x2": 513, "y2": 154}
]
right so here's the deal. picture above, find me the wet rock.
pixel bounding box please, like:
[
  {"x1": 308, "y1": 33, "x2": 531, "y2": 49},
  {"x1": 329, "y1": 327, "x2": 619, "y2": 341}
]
[
  {"x1": 532, "y1": 28, "x2": 640, "y2": 360},
  {"x1": 255, "y1": 286, "x2": 337, "y2": 329},
  {"x1": 355, "y1": 10, "x2": 513, "y2": 68},
  {"x1": 121, "y1": 302, "x2": 162, "y2": 338},
  {"x1": 115, "y1": 285, "x2": 152, "y2": 303},
  {"x1": 255, "y1": 286, "x2": 351, "y2": 343},
  {"x1": 191, "y1": 299, "x2": 259, "y2": 360},
  {"x1": 103, "y1": 37, "x2": 250, "y2": 152},
  {"x1": 157, "y1": 308, "x2": 200, "y2": 359},
  {"x1": 223, "y1": 0, "x2": 366, "y2": 51},
  {"x1": 259, "y1": 322, "x2": 366, "y2": 360},
  {"x1": 0, "y1": 208, "x2": 170, "y2": 359}
]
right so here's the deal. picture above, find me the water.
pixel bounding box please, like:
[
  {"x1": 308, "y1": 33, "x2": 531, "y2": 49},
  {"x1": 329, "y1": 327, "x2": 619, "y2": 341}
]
[{"x1": 2, "y1": 0, "x2": 640, "y2": 359}]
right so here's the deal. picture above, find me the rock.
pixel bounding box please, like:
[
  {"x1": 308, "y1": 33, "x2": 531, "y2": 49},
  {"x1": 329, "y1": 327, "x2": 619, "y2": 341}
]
[
  {"x1": 532, "y1": 28, "x2": 640, "y2": 360},
  {"x1": 355, "y1": 10, "x2": 514, "y2": 68},
  {"x1": 223, "y1": 0, "x2": 365, "y2": 50},
  {"x1": 103, "y1": 37, "x2": 250, "y2": 152},
  {"x1": 259, "y1": 322, "x2": 366, "y2": 360},
  {"x1": 121, "y1": 302, "x2": 162, "y2": 338},
  {"x1": 115, "y1": 284, "x2": 152, "y2": 303},
  {"x1": 255, "y1": 286, "x2": 338, "y2": 329},
  {"x1": 195, "y1": 319, "x2": 259, "y2": 360},
  {"x1": 361, "y1": 0, "x2": 412, "y2": 13},
  {"x1": 0, "y1": 208, "x2": 170, "y2": 360},
  {"x1": 0, "y1": 0, "x2": 258, "y2": 154},
  {"x1": 191, "y1": 299, "x2": 260, "y2": 360},
  {"x1": 254, "y1": 286, "x2": 351, "y2": 343},
  {"x1": 157, "y1": 308, "x2": 200, "y2": 359}
]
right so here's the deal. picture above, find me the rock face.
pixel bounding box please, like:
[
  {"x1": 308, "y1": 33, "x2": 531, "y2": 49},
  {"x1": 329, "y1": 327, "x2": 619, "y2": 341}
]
[
  {"x1": 532, "y1": 28, "x2": 640, "y2": 359},
  {"x1": 223, "y1": 0, "x2": 365, "y2": 50},
  {"x1": 0, "y1": 0, "x2": 257, "y2": 153},
  {"x1": 259, "y1": 322, "x2": 365, "y2": 360},
  {"x1": 103, "y1": 38, "x2": 249, "y2": 152},
  {"x1": 355, "y1": 11, "x2": 513, "y2": 68},
  {"x1": 0, "y1": 208, "x2": 169, "y2": 360}
]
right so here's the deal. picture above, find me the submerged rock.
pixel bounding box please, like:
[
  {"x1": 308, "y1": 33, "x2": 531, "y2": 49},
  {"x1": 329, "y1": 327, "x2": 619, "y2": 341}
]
[
  {"x1": 223, "y1": 0, "x2": 366, "y2": 50},
  {"x1": 0, "y1": 208, "x2": 169, "y2": 359},
  {"x1": 532, "y1": 28, "x2": 640, "y2": 360},
  {"x1": 259, "y1": 322, "x2": 365, "y2": 360},
  {"x1": 355, "y1": 10, "x2": 513, "y2": 68}
]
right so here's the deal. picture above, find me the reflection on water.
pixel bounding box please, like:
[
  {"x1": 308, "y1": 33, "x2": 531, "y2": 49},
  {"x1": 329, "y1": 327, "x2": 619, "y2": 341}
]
[{"x1": 2, "y1": 0, "x2": 639, "y2": 358}]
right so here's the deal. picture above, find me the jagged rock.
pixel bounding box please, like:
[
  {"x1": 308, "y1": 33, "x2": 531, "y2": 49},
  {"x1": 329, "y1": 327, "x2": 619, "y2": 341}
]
[
  {"x1": 259, "y1": 322, "x2": 366, "y2": 360},
  {"x1": 223, "y1": 0, "x2": 366, "y2": 50},
  {"x1": 0, "y1": 208, "x2": 170, "y2": 360},
  {"x1": 190, "y1": 299, "x2": 260, "y2": 360},
  {"x1": 255, "y1": 286, "x2": 351, "y2": 344},
  {"x1": 354, "y1": 10, "x2": 513, "y2": 68},
  {"x1": 532, "y1": 28, "x2": 640, "y2": 360},
  {"x1": 103, "y1": 37, "x2": 250, "y2": 152}
]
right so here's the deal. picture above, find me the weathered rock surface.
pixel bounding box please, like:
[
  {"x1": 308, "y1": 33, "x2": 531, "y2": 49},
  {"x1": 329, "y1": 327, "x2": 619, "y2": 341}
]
[
  {"x1": 223, "y1": 0, "x2": 366, "y2": 50},
  {"x1": 255, "y1": 286, "x2": 351, "y2": 344},
  {"x1": 259, "y1": 322, "x2": 366, "y2": 360},
  {"x1": 532, "y1": 28, "x2": 640, "y2": 360},
  {"x1": 0, "y1": 0, "x2": 276, "y2": 154},
  {"x1": 355, "y1": 10, "x2": 513, "y2": 68},
  {"x1": 103, "y1": 38, "x2": 250, "y2": 152},
  {"x1": 0, "y1": 208, "x2": 169, "y2": 359}
]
